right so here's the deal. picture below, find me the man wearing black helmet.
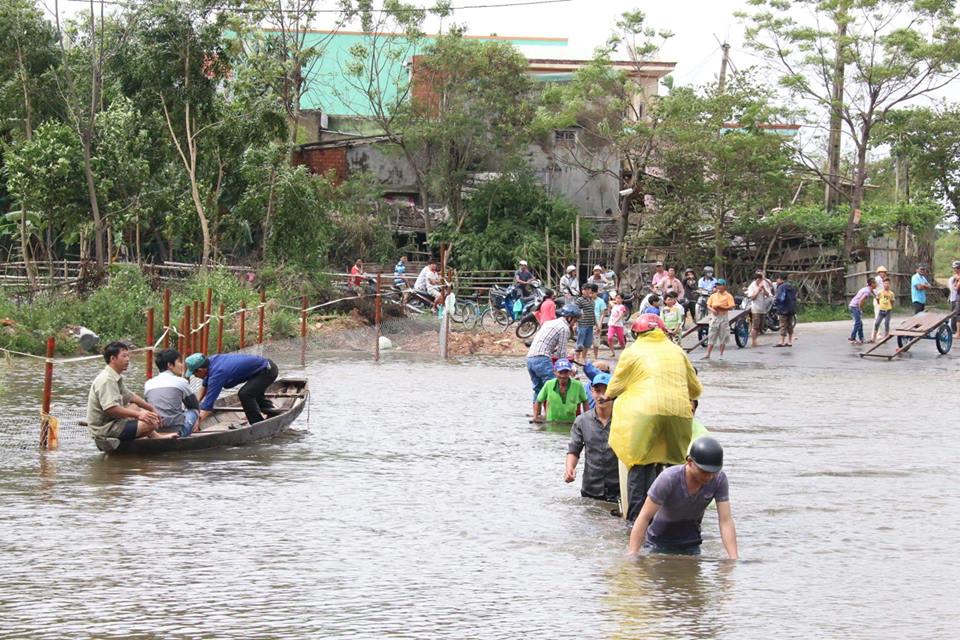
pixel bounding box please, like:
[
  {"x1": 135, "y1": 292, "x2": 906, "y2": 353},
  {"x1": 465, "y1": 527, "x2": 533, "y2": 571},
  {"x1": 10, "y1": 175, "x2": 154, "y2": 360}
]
[
  {"x1": 526, "y1": 304, "x2": 581, "y2": 418},
  {"x1": 627, "y1": 436, "x2": 739, "y2": 559}
]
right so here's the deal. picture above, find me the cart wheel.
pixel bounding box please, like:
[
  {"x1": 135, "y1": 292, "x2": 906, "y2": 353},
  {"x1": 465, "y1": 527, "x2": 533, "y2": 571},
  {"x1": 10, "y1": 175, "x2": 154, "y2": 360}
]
[
  {"x1": 734, "y1": 320, "x2": 749, "y2": 348},
  {"x1": 697, "y1": 325, "x2": 708, "y2": 345},
  {"x1": 936, "y1": 325, "x2": 953, "y2": 354}
]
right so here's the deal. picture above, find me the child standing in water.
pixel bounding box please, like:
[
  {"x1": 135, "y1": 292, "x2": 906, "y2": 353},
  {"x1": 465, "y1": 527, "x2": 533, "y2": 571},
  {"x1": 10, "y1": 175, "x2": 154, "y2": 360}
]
[{"x1": 606, "y1": 294, "x2": 628, "y2": 357}]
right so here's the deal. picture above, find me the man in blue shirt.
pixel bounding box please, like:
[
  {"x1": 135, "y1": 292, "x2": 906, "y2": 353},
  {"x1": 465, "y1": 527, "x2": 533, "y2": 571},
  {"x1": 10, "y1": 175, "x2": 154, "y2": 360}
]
[
  {"x1": 393, "y1": 256, "x2": 408, "y2": 289},
  {"x1": 911, "y1": 264, "x2": 931, "y2": 313},
  {"x1": 697, "y1": 266, "x2": 717, "y2": 293},
  {"x1": 185, "y1": 353, "x2": 278, "y2": 427}
]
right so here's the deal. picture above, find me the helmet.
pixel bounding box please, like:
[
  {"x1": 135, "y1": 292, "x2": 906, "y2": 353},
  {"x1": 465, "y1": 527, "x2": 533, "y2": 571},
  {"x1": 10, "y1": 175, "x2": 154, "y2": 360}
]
[
  {"x1": 952, "y1": 260, "x2": 960, "y2": 269},
  {"x1": 631, "y1": 313, "x2": 665, "y2": 336},
  {"x1": 558, "y1": 304, "x2": 582, "y2": 319},
  {"x1": 704, "y1": 266, "x2": 714, "y2": 274},
  {"x1": 519, "y1": 260, "x2": 528, "y2": 266},
  {"x1": 566, "y1": 265, "x2": 576, "y2": 273},
  {"x1": 689, "y1": 436, "x2": 724, "y2": 473},
  {"x1": 684, "y1": 268, "x2": 695, "y2": 276}
]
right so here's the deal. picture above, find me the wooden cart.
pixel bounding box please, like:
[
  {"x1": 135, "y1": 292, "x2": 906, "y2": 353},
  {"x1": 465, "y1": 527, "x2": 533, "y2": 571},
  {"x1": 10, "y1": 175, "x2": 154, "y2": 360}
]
[
  {"x1": 683, "y1": 308, "x2": 751, "y2": 353},
  {"x1": 859, "y1": 311, "x2": 955, "y2": 360}
]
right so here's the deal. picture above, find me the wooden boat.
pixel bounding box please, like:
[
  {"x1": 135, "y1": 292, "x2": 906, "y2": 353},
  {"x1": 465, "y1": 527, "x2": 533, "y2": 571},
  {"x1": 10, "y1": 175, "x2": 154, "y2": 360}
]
[{"x1": 94, "y1": 378, "x2": 309, "y2": 454}]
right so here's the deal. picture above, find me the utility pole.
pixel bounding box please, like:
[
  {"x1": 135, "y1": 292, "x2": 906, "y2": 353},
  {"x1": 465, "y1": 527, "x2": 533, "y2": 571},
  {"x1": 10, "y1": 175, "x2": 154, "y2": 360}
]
[
  {"x1": 824, "y1": 17, "x2": 847, "y2": 212},
  {"x1": 718, "y1": 42, "x2": 731, "y2": 93}
]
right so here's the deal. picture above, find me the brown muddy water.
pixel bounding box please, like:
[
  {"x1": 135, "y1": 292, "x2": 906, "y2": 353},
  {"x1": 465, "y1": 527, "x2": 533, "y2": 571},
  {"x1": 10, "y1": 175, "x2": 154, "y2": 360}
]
[{"x1": 0, "y1": 321, "x2": 957, "y2": 638}]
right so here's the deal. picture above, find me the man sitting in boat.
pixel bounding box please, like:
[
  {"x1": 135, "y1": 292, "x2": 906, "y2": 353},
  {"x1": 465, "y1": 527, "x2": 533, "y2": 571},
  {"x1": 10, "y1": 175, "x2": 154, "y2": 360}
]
[
  {"x1": 185, "y1": 352, "x2": 279, "y2": 427},
  {"x1": 86, "y1": 341, "x2": 176, "y2": 442},
  {"x1": 144, "y1": 348, "x2": 201, "y2": 437}
]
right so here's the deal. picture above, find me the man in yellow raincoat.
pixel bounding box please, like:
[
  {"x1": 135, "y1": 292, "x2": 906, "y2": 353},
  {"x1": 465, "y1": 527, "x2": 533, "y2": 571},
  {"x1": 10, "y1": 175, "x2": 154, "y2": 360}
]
[{"x1": 602, "y1": 314, "x2": 702, "y2": 521}]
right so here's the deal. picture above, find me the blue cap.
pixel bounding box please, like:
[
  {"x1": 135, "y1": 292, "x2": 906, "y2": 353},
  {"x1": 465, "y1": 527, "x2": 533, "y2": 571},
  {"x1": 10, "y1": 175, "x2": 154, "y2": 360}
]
[
  {"x1": 184, "y1": 353, "x2": 208, "y2": 378},
  {"x1": 591, "y1": 372, "x2": 612, "y2": 387},
  {"x1": 716, "y1": 278, "x2": 727, "y2": 286},
  {"x1": 554, "y1": 358, "x2": 573, "y2": 372}
]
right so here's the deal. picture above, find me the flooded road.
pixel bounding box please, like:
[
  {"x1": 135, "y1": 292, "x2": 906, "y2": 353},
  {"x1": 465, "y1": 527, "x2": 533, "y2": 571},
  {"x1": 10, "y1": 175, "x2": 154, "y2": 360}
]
[{"x1": 0, "y1": 321, "x2": 957, "y2": 638}]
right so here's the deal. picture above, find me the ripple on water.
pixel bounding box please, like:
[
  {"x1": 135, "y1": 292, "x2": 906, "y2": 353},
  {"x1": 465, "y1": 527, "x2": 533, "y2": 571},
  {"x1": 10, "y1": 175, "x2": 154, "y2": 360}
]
[{"x1": 1, "y1": 325, "x2": 958, "y2": 638}]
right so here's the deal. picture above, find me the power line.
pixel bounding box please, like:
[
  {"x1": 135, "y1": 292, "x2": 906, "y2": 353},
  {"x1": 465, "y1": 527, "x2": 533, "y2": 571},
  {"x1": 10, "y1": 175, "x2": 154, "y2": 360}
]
[{"x1": 63, "y1": 0, "x2": 574, "y2": 13}]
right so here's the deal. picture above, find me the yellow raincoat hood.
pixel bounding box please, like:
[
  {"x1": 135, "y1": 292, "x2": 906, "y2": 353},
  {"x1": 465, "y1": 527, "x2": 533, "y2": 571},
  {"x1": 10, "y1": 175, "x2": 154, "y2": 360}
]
[{"x1": 606, "y1": 329, "x2": 703, "y2": 467}]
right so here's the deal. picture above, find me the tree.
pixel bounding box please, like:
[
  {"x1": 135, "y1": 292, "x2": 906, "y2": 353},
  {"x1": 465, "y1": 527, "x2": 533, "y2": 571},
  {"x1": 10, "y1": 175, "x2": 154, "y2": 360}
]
[
  {"x1": 877, "y1": 105, "x2": 960, "y2": 227},
  {"x1": 538, "y1": 10, "x2": 672, "y2": 273},
  {"x1": 644, "y1": 78, "x2": 796, "y2": 273},
  {"x1": 345, "y1": 21, "x2": 533, "y2": 237},
  {"x1": 0, "y1": 0, "x2": 60, "y2": 285},
  {"x1": 742, "y1": 0, "x2": 960, "y2": 260}
]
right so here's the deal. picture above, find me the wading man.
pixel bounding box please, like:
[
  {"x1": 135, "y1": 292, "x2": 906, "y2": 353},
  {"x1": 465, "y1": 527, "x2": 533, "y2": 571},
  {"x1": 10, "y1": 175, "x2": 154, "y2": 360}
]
[
  {"x1": 86, "y1": 341, "x2": 175, "y2": 442},
  {"x1": 565, "y1": 373, "x2": 619, "y2": 503},
  {"x1": 525, "y1": 304, "x2": 581, "y2": 418},
  {"x1": 627, "y1": 437, "x2": 738, "y2": 559},
  {"x1": 186, "y1": 352, "x2": 279, "y2": 426},
  {"x1": 602, "y1": 314, "x2": 702, "y2": 522}
]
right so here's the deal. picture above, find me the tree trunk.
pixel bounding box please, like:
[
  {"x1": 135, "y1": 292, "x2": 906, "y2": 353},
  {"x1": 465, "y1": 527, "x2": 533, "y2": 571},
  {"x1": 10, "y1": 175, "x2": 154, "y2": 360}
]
[
  {"x1": 613, "y1": 180, "x2": 639, "y2": 274},
  {"x1": 80, "y1": 136, "x2": 106, "y2": 268},
  {"x1": 261, "y1": 166, "x2": 278, "y2": 261},
  {"x1": 843, "y1": 138, "x2": 870, "y2": 260}
]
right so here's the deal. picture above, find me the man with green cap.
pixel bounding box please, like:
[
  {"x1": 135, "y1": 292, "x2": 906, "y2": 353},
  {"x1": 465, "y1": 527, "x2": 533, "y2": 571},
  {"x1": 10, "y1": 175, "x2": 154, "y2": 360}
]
[{"x1": 185, "y1": 352, "x2": 278, "y2": 427}]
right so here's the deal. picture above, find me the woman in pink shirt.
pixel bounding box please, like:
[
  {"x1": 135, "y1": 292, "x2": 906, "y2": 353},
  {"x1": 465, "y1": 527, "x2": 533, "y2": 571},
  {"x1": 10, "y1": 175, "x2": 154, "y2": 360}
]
[{"x1": 534, "y1": 289, "x2": 557, "y2": 324}]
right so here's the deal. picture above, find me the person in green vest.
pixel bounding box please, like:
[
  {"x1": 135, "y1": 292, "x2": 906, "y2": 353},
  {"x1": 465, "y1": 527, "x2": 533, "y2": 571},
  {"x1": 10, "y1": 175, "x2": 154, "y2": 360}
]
[{"x1": 533, "y1": 358, "x2": 588, "y2": 423}]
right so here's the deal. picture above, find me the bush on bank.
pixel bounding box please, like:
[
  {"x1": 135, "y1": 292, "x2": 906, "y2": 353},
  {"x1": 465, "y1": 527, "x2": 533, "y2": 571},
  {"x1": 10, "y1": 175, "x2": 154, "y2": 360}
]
[{"x1": 0, "y1": 264, "x2": 333, "y2": 356}]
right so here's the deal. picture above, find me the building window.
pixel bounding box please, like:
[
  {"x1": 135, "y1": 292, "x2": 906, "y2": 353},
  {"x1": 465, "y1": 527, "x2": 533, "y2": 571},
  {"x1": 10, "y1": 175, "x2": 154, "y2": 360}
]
[{"x1": 554, "y1": 129, "x2": 577, "y2": 144}]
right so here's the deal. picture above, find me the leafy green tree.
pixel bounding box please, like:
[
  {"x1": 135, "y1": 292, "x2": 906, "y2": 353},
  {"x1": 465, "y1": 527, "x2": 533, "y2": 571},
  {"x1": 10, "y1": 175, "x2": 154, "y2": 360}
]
[
  {"x1": 433, "y1": 171, "x2": 589, "y2": 271},
  {"x1": 742, "y1": 0, "x2": 960, "y2": 259},
  {"x1": 646, "y1": 78, "x2": 796, "y2": 274},
  {"x1": 876, "y1": 105, "x2": 960, "y2": 227},
  {"x1": 0, "y1": 0, "x2": 60, "y2": 283}
]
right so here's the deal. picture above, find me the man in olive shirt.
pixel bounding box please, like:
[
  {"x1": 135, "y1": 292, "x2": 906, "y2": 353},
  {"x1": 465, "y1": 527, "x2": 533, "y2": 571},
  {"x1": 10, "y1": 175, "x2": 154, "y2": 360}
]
[
  {"x1": 86, "y1": 341, "x2": 174, "y2": 441},
  {"x1": 565, "y1": 373, "x2": 619, "y2": 502}
]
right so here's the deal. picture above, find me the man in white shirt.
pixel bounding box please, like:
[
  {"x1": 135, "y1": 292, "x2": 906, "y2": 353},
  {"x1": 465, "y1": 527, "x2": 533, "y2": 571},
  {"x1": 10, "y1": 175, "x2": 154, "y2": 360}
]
[
  {"x1": 559, "y1": 265, "x2": 580, "y2": 303},
  {"x1": 144, "y1": 349, "x2": 201, "y2": 437},
  {"x1": 415, "y1": 260, "x2": 443, "y2": 309},
  {"x1": 746, "y1": 270, "x2": 774, "y2": 347}
]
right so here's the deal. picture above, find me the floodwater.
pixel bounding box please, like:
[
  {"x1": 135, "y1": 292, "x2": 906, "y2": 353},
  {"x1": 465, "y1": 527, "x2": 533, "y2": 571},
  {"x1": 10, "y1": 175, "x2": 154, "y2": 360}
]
[{"x1": 0, "y1": 321, "x2": 957, "y2": 638}]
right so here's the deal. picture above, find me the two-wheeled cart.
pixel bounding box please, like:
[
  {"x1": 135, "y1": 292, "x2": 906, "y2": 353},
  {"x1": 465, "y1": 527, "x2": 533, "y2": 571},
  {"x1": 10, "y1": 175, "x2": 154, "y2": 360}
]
[
  {"x1": 682, "y1": 308, "x2": 751, "y2": 353},
  {"x1": 859, "y1": 311, "x2": 955, "y2": 360}
]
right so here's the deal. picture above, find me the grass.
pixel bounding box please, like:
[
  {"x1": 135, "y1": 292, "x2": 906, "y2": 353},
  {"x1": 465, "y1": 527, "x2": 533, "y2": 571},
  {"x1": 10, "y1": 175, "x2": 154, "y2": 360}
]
[{"x1": 0, "y1": 264, "x2": 336, "y2": 356}]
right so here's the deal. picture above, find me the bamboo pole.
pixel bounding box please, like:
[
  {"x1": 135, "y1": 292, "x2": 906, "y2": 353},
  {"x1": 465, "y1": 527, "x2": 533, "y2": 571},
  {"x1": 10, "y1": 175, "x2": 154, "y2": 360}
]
[
  {"x1": 217, "y1": 302, "x2": 225, "y2": 353},
  {"x1": 178, "y1": 316, "x2": 185, "y2": 354},
  {"x1": 300, "y1": 295, "x2": 308, "y2": 339},
  {"x1": 146, "y1": 307, "x2": 154, "y2": 380},
  {"x1": 257, "y1": 289, "x2": 265, "y2": 345},
  {"x1": 192, "y1": 300, "x2": 199, "y2": 353},
  {"x1": 545, "y1": 227, "x2": 551, "y2": 288},
  {"x1": 184, "y1": 304, "x2": 192, "y2": 354},
  {"x1": 374, "y1": 274, "x2": 382, "y2": 363},
  {"x1": 40, "y1": 336, "x2": 56, "y2": 450},
  {"x1": 162, "y1": 288, "x2": 171, "y2": 348},
  {"x1": 240, "y1": 300, "x2": 247, "y2": 349},
  {"x1": 204, "y1": 288, "x2": 213, "y2": 354},
  {"x1": 198, "y1": 300, "x2": 205, "y2": 355}
]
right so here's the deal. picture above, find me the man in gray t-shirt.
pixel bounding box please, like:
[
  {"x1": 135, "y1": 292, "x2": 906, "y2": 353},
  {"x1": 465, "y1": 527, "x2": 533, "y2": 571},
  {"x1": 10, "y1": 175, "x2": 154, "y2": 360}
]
[
  {"x1": 144, "y1": 349, "x2": 201, "y2": 437},
  {"x1": 627, "y1": 437, "x2": 739, "y2": 558}
]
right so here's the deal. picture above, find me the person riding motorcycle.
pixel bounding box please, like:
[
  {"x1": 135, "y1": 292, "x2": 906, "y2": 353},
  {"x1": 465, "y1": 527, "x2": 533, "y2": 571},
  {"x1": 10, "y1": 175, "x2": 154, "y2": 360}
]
[{"x1": 696, "y1": 266, "x2": 718, "y2": 321}]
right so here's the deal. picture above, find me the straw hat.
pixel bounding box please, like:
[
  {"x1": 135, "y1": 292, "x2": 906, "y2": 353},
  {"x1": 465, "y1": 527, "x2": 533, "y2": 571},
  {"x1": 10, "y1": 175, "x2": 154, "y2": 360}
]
[{"x1": 876, "y1": 265, "x2": 888, "y2": 272}]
